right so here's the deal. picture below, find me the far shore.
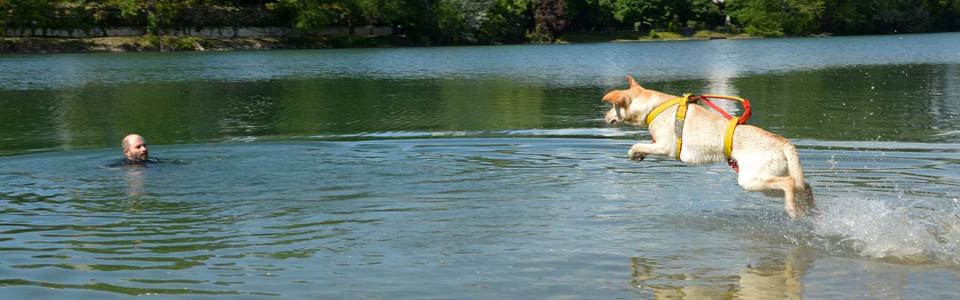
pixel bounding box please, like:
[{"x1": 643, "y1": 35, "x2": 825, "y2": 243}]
[
  {"x1": 0, "y1": 35, "x2": 407, "y2": 54},
  {"x1": 0, "y1": 30, "x2": 758, "y2": 54}
]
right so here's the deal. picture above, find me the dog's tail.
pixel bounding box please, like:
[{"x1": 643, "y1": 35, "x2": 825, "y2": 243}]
[{"x1": 783, "y1": 143, "x2": 805, "y2": 189}]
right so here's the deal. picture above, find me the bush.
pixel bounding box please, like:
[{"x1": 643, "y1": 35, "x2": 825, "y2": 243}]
[
  {"x1": 693, "y1": 30, "x2": 725, "y2": 39},
  {"x1": 652, "y1": 31, "x2": 684, "y2": 39},
  {"x1": 171, "y1": 36, "x2": 209, "y2": 50},
  {"x1": 37, "y1": 2, "x2": 293, "y2": 31}
]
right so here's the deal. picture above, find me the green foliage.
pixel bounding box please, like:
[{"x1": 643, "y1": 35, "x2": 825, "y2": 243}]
[
  {"x1": 652, "y1": 30, "x2": 682, "y2": 38},
  {"x1": 565, "y1": 0, "x2": 614, "y2": 30},
  {"x1": 728, "y1": 0, "x2": 823, "y2": 37},
  {"x1": 609, "y1": 0, "x2": 699, "y2": 30},
  {"x1": 351, "y1": 0, "x2": 402, "y2": 25},
  {"x1": 823, "y1": 0, "x2": 960, "y2": 34},
  {"x1": 115, "y1": 0, "x2": 178, "y2": 35},
  {"x1": 557, "y1": 30, "x2": 643, "y2": 42},
  {"x1": 728, "y1": 0, "x2": 783, "y2": 36},
  {"x1": 171, "y1": 36, "x2": 210, "y2": 50},
  {"x1": 2, "y1": 0, "x2": 54, "y2": 30},
  {"x1": 396, "y1": 0, "x2": 476, "y2": 45},
  {"x1": 324, "y1": 34, "x2": 403, "y2": 47},
  {"x1": 0, "y1": 1, "x2": 9, "y2": 33},
  {"x1": 612, "y1": 0, "x2": 658, "y2": 26},
  {"x1": 270, "y1": 0, "x2": 334, "y2": 35},
  {"x1": 692, "y1": 29, "x2": 725, "y2": 38},
  {"x1": 689, "y1": 0, "x2": 723, "y2": 27},
  {"x1": 2, "y1": 0, "x2": 959, "y2": 49},
  {"x1": 477, "y1": 0, "x2": 529, "y2": 44}
]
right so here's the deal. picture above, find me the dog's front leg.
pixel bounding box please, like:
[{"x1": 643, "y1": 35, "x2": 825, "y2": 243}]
[{"x1": 628, "y1": 142, "x2": 672, "y2": 162}]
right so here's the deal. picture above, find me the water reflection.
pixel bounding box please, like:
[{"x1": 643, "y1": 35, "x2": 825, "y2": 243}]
[
  {"x1": 626, "y1": 245, "x2": 933, "y2": 300},
  {"x1": 923, "y1": 64, "x2": 960, "y2": 138},
  {"x1": 628, "y1": 248, "x2": 813, "y2": 299},
  {"x1": 3, "y1": 35, "x2": 960, "y2": 155},
  {"x1": 629, "y1": 256, "x2": 738, "y2": 298},
  {"x1": 2, "y1": 62, "x2": 959, "y2": 156},
  {"x1": 123, "y1": 166, "x2": 146, "y2": 197},
  {"x1": 736, "y1": 248, "x2": 813, "y2": 300}
]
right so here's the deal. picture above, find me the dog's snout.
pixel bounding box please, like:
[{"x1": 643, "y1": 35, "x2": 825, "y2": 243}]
[{"x1": 609, "y1": 119, "x2": 618, "y2": 125}]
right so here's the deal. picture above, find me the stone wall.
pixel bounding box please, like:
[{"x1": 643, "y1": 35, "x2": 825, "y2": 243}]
[{"x1": 5, "y1": 27, "x2": 393, "y2": 38}]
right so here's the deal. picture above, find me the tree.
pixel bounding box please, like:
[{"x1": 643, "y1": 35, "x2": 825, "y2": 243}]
[
  {"x1": 451, "y1": 0, "x2": 497, "y2": 42},
  {"x1": 0, "y1": 0, "x2": 55, "y2": 52},
  {"x1": 396, "y1": 0, "x2": 475, "y2": 45},
  {"x1": 0, "y1": 0, "x2": 9, "y2": 53},
  {"x1": 117, "y1": 0, "x2": 178, "y2": 50},
  {"x1": 728, "y1": 0, "x2": 823, "y2": 36},
  {"x1": 564, "y1": 0, "x2": 615, "y2": 31},
  {"x1": 477, "y1": 0, "x2": 530, "y2": 44},
  {"x1": 612, "y1": 0, "x2": 660, "y2": 28},
  {"x1": 352, "y1": 0, "x2": 402, "y2": 26},
  {"x1": 534, "y1": 0, "x2": 567, "y2": 41},
  {"x1": 608, "y1": 0, "x2": 697, "y2": 30},
  {"x1": 688, "y1": 0, "x2": 724, "y2": 27},
  {"x1": 271, "y1": 0, "x2": 335, "y2": 36}
]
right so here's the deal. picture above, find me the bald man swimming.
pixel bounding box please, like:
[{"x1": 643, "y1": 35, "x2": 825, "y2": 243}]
[{"x1": 121, "y1": 134, "x2": 149, "y2": 162}]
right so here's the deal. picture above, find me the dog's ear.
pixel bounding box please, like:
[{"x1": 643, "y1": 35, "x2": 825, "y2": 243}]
[
  {"x1": 626, "y1": 76, "x2": 642, "y2": 89},
  {"x1": 602, "y1": 90, "x2": 627, "y2": 105}
]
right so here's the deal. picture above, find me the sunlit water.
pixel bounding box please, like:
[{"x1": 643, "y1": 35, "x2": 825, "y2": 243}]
[{"x1": 1, "y1": 33, "x2": 959, "y2": 298}]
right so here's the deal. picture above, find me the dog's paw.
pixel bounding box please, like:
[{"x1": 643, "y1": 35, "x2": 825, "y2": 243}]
[{"x1": 628, "y1": 150, "x2": 646, "y2": 162}]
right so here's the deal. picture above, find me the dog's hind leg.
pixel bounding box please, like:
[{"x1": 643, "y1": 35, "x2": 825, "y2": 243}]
[
  {"x1": 782, "y1": 143, "x2": 818, "y2": 216},
  {"x1": 798, "y1": 183, "x2": 818, "y2": 214},
  {"x1": 738, "y1": 176, "x2": 806, "y2": 219}
]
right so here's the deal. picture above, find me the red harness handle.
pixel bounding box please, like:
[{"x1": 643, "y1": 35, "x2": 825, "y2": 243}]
[
  {"x1": 690, "y1": 95, "x2": 752, "y2": 124},
  {"x1": 688, "y1": 95, "x2": 753, "y2": 172}
]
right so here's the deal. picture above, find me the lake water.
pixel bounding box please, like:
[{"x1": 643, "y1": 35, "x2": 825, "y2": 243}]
[{"x1": 1, "y1": 33, "x2": 959, "y2": 298}]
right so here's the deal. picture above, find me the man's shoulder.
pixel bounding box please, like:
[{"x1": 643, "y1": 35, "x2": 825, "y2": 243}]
[{"x1": 105, "y1": 158, "x2": 176, "y2": 168}]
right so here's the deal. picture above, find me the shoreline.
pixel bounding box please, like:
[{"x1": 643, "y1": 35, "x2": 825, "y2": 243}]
[
  {"x1": 0, "y1": 35, "x2": 411, "y2": 54},
  {"x1": 0, "y1": 30, "x2": 753, "y2": 54}
]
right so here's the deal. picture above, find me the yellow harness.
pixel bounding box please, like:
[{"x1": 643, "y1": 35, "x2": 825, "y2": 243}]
[{"x1": 644, "y1": 94, "x2": 749, "y2": 162}]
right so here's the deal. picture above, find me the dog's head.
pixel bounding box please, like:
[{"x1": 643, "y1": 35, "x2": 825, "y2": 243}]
[{"x1": 602, "y1": 76, "x2": 673, "y2": 126}]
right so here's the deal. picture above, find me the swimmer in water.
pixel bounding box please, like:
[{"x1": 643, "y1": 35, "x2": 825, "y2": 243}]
[
  {"x1": 121, "y1": 134, "x2": 149, "y2": 163},
  {"x1": 108, "y1": 134, "x2": 179, "y2": 169}
]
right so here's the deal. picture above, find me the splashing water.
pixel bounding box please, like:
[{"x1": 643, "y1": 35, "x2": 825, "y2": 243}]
[{"x1": 810, "y1": 197, "x2": 960, "y2": 266}]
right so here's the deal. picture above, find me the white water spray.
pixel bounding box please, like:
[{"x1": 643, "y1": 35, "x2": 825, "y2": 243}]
[{"x1": 811, "y1": 197, "x2": 960, "y2": 266}]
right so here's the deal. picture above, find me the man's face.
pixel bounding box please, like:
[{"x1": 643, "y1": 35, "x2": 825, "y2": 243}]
[{"x1": 125, "y1": 137, "x2": 149, "y2": 161}]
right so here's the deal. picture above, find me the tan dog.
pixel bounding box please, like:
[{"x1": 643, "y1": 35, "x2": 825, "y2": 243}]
[{"x1": 603, "y1": 76, "x2": 817, "y2": 218}]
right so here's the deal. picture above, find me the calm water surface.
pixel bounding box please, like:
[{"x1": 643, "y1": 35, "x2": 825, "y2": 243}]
[{"x1": 1, "y1": 33, "x2": 959, "y2": 298}]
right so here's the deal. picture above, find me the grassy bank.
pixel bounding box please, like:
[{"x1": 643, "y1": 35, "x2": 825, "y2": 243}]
[
  {"x1": 0, "y1": 31, "x2": 752, "y2": 54},
  {"x1": 557, "y1": 30, "x2": 752, "y2": 43}
]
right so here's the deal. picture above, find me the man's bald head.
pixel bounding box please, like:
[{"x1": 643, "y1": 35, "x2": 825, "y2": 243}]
[{"x1": 122, "y1": 134, "x2": 149, "y2": 161}]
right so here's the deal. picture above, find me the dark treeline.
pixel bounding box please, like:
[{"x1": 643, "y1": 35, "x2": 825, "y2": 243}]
[{"x1": 2, "y1": 0, "x2": 959, "y2": 45}]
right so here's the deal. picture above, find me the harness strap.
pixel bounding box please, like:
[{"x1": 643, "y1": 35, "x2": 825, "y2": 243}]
[
  {"x1": 673, "y1": 94, "x2": 694, "y2": 161},
  {"x1": 724, "y1": 117, "x2": 739, "y2": 158},
  {"x1": 644, "y1": 93, "x2": 752, "y2": 170},
  {"x1": 645, "y1": 94, "x2": 695, "y2": 161},
  {"x1": 645, "y1": 97, "x2": 684, "y2": 126}
]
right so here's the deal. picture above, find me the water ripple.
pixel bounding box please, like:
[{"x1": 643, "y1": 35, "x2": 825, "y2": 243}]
[{"x1": 1, "y1": 139, "x2": 958, "y2": 298}]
